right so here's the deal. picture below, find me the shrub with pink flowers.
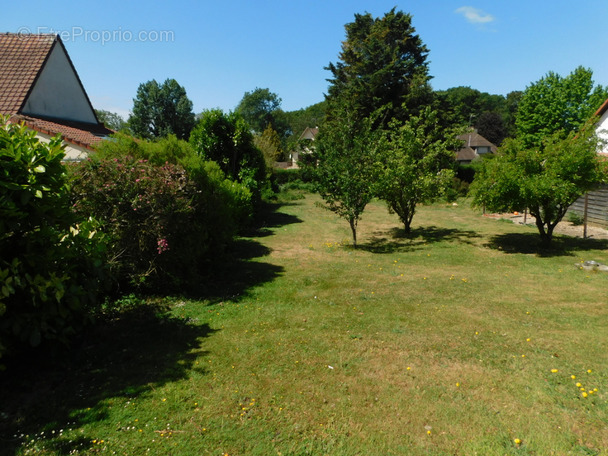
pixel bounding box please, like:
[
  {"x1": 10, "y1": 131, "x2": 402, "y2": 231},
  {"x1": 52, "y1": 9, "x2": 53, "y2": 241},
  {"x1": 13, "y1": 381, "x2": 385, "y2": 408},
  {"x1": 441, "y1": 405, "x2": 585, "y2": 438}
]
[{"x1": 70, "y1": 151, "x2": 251, "y2": 292}]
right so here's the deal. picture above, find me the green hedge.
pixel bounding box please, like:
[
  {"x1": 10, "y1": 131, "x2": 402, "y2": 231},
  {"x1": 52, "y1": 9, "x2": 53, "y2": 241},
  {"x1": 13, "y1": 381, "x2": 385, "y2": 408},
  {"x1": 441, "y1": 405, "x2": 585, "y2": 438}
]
[
  {"x1": 72, "y1": 134, "x2": 253, "y2": 293},
  {"x1": 0, "y1": 118, "x2": 107, "y2": 361}
]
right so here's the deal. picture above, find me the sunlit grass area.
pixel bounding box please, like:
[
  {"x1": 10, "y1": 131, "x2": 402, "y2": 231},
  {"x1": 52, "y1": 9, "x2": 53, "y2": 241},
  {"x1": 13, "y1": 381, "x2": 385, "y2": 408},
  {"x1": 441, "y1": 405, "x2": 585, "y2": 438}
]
[{"x1": 2, "y1": 192, "x2": 608, "y2": 455}]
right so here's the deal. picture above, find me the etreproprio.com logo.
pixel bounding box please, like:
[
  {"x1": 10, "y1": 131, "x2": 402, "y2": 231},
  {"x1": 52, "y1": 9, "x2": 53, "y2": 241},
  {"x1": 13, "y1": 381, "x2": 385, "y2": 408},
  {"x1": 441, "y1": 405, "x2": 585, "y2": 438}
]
[{"x1": 16, "y1": 26, "x2": 175, "y2": 45}]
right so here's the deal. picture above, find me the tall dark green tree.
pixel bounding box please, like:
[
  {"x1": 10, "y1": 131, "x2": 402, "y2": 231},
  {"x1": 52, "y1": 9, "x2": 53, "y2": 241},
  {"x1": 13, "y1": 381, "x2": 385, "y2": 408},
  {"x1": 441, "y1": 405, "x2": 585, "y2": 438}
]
[
  {"x1": 476, "y1": 111, "x2": 507, "y2": 146},
  {"x1": 129, "y1": 78, "x2": 196, "y2": 140},
  {"x1": 325, "y1": 8, "x2": 432, "y2": 128}
]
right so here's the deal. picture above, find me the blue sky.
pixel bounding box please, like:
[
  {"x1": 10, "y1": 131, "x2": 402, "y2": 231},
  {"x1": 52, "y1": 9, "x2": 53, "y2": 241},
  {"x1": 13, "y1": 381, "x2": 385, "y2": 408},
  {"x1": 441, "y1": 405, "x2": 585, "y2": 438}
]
[{"x1": 5, "y1": 1, "x2": 608, "y2": 118}]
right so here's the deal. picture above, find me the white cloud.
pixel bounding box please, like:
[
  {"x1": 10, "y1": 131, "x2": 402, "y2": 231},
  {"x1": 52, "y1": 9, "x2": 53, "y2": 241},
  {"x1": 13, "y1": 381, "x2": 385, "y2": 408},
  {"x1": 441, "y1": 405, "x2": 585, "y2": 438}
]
[{"x1": 455, "y1": 6, "x2": 495, "y2": 24}]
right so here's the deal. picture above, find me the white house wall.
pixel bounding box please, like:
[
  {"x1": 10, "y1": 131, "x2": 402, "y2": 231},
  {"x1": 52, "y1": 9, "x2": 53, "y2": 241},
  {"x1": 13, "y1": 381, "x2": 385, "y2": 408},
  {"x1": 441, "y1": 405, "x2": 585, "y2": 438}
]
[
  {"x1": 34, "y1": 132, "x2": 88, "y2": 162},
  {"x1": 597, "y1": 110, "x2": 608, "y2": 155},
  {"x1": 20, "y1": 43, "x2": 97, "y2": 124}
]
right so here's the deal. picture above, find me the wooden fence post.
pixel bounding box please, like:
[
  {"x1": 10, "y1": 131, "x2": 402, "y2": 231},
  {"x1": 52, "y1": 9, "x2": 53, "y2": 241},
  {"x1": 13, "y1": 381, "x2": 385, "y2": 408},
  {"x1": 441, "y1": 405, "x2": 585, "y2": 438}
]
[{"x1": 583, "y1": 194, "x2": 589, "y2": 239}]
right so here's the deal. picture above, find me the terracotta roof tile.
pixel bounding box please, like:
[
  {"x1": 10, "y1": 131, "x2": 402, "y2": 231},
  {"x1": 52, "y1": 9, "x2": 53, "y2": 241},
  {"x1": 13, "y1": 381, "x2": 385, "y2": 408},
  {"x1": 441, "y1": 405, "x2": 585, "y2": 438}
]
[
  {"x1": 0, "y1": 33, "x2": 56, "y2": 114},
  {"x1": 10, "y1": 114, "x2": 114, "y2": 151}
]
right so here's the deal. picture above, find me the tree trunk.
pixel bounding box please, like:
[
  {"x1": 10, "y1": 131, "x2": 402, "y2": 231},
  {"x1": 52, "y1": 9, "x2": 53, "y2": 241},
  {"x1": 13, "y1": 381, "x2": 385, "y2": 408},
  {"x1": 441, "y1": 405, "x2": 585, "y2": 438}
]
[
  {"x1": 534, "y1": 215, "x2": 553, "y2": 247},
  {"x1": 349, "y1": 218, "x2": 358, "y2": 248}
]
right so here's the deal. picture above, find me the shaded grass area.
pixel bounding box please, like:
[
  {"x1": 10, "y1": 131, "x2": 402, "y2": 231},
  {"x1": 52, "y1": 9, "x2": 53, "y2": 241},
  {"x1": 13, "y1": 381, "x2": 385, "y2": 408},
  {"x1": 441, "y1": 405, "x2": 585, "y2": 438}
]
[
  {"x1": 2, "y1": 194, "x2": 608, "y2": 455},
  {"x1": 0, "y1": 303, "x2": 214, "y2": 456}
]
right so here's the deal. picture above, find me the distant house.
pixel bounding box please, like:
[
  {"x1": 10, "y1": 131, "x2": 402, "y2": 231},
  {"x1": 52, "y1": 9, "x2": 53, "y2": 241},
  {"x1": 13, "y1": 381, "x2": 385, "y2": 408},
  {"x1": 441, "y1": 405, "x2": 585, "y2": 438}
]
[
  {"x1": 455, "y1": 129, "x2": 497, "y2": 163},
  {"x1": 281, "y1": 126, "x2": 318, "y2": 168},
  {"x1": 0, "y1": 33, "x2": 113, "y2": 160}
]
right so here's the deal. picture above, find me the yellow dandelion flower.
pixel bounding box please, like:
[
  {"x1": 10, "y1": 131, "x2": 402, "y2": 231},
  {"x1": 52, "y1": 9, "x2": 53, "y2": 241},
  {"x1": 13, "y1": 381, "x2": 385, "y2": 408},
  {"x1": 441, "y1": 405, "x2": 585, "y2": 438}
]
[
  {"x1": 587, "y1": 369, "x2": 593, "y2": 374},
  {"x1": 582, "y1": 392, "x2": 588, "y2": 398},
  {"x1": 551, "y1": 369, "x2": 558, "y2": 373},
  {"x1": 514, "y1": 438, "x2": 522, "y2": 445},
  {"x1": 571, "y1": 375, "x2": 576, "y2": 380},
  {"x1": 576, "y1": 382, "x2": 582, "y2": 387}
]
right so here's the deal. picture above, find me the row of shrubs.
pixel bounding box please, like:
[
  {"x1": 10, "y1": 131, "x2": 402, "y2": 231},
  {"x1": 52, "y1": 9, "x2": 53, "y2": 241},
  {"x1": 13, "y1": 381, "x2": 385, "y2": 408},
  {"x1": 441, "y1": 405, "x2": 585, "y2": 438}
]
[{"x1": 0, "y1": 118, "x2": 258, "y2": 362}]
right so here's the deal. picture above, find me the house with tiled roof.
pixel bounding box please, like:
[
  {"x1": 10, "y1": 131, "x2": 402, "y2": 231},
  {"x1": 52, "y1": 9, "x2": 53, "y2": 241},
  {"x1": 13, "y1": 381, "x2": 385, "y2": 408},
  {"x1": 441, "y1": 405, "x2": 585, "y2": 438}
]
[
  {"x1": 455, "y1": 129, "x2": 497, "y2": 163},
  {"x1": 0, "y1": 33, "x2": 113, "y2": 160}
]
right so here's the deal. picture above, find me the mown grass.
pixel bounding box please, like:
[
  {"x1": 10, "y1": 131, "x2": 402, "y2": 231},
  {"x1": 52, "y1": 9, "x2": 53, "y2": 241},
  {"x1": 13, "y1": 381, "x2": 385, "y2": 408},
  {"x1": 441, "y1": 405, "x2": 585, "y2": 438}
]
[{"x1": 2, "y1": 192, "x2": 608, "y2": 455}]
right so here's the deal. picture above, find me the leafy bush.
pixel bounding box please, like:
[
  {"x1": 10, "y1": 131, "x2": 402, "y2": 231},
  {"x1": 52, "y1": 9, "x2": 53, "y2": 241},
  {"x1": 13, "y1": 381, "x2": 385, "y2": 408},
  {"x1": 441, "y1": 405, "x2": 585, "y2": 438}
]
[
  {"x1": 273, "y1": 168, "x2": 309, "y2": 185},
  {"x1": 445, "y1": 177, "x2": 470, "y2": 202},
  {"x1": 72, "y1": 134, "x2": 253, "y2": 292},
  {"x1": 0, "y1": 119, "x2": 107, "y2": 360},
  {"x1": 456, "y1": 163, "x2": 476, "y2": 184},
  {"x1": 190, "y1": 109, "x2": 268, "y2": 205},
  {"x1": 567, "y1": 211, "x2": 585, "y2": 226}
]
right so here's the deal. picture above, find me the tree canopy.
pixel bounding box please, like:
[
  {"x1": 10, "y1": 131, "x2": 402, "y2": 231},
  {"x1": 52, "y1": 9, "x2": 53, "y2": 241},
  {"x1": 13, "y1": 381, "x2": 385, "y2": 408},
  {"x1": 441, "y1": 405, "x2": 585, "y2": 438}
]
[
  {"x1": 311, "y1": 101, "x2": 380, "y2": 248},
  {"x1": 374, "y1": 107, "x2": 460, "y2": 233},
  {"x1": 129, "y1": 78, "x2": 196, "y2": 141},
  {"x1": 516, "y1": 66, "x2": 608, "y2": 149},
  {"x1": 325, "y1": 8, "x2": 432, "y2": 128},
  {"x1": 236, "y1": 88, "x2": 290, "y2": 137},
  {"x1": 471, "y1": 127, "x2": 606, "y2": 245},
  {"x1": 189, "y1": 109, "x2": 266, "y2": 204},
  {"x1": 95, "y1": 109, "x2": 127, "y2": 132}
]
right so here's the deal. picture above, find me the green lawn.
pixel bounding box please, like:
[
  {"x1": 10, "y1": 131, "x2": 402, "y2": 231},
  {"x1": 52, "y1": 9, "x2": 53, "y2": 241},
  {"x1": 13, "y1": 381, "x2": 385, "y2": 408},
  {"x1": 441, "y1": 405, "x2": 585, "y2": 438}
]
[{"x1": 2, "y1": 192, "x2": 608, "y2": 455}]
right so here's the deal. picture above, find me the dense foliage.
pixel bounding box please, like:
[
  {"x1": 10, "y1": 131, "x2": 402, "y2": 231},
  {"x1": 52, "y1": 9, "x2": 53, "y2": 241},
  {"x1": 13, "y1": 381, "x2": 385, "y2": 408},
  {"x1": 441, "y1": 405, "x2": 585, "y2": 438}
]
[
  {"x1": 129, "y1": 78, "x2": 196, "y2": 140},
  {"x1": 95, "y1": 109, "x2": 128, "y2": 132},
  {"x1": 434, "y1": 86, "x2": 522, "y2": 145},
  {"x1": 282, "y1": 101, "x2": 326, "y2": 151},
  {"x1": 516, "y1": 66, "x2": 608, "y2": 148},
  {"x1": 77, "y1": 134, "x2": 253, "y2": 292},
  {"x1": 236, "y1": 87, "x2": 290, "y2": 140},
  {"x1": 254, "y1": 124, "x2": 283, "y2": 169},
  {"x1": 471, "y1": 127, "x2": 606, "y2": 245},
  {"x1": 325, "y1": 8, "x2": 432, "y2": 129},
  {"x1": 190, "y1": 109, "x2": 267, "y2": 205},
  {"x1": 310, "y1": 102, "x2": 380, "y2": 247},
  {"x1": 0, "y1": 119, "x2": 106, "y2": 360},
  {"x1": 374, "y1": 107, "x2": 461, "y2": 233}
]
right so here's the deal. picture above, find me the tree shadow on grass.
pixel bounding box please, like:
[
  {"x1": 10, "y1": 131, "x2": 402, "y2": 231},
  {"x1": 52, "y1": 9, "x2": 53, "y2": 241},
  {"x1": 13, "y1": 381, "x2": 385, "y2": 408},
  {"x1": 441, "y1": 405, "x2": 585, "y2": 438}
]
[
  {"x1": 360, "y1": 225, "x2": 481, "y2": 254},
  {"x1": 0, "y1": 203, "x2": 296, "y2": 455},
  {"x1": 486, "y1": 232, "x2": 608, "y2": 257},
  {"x1": 0, "y1": 302, "x2": 214, "y2": 456},
  {"x1": 242, "y1": 201, "x2": 303, "y2": 238},
  {"x1": 188, "y1": 202, "x2": 296, "y2": 303}
]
